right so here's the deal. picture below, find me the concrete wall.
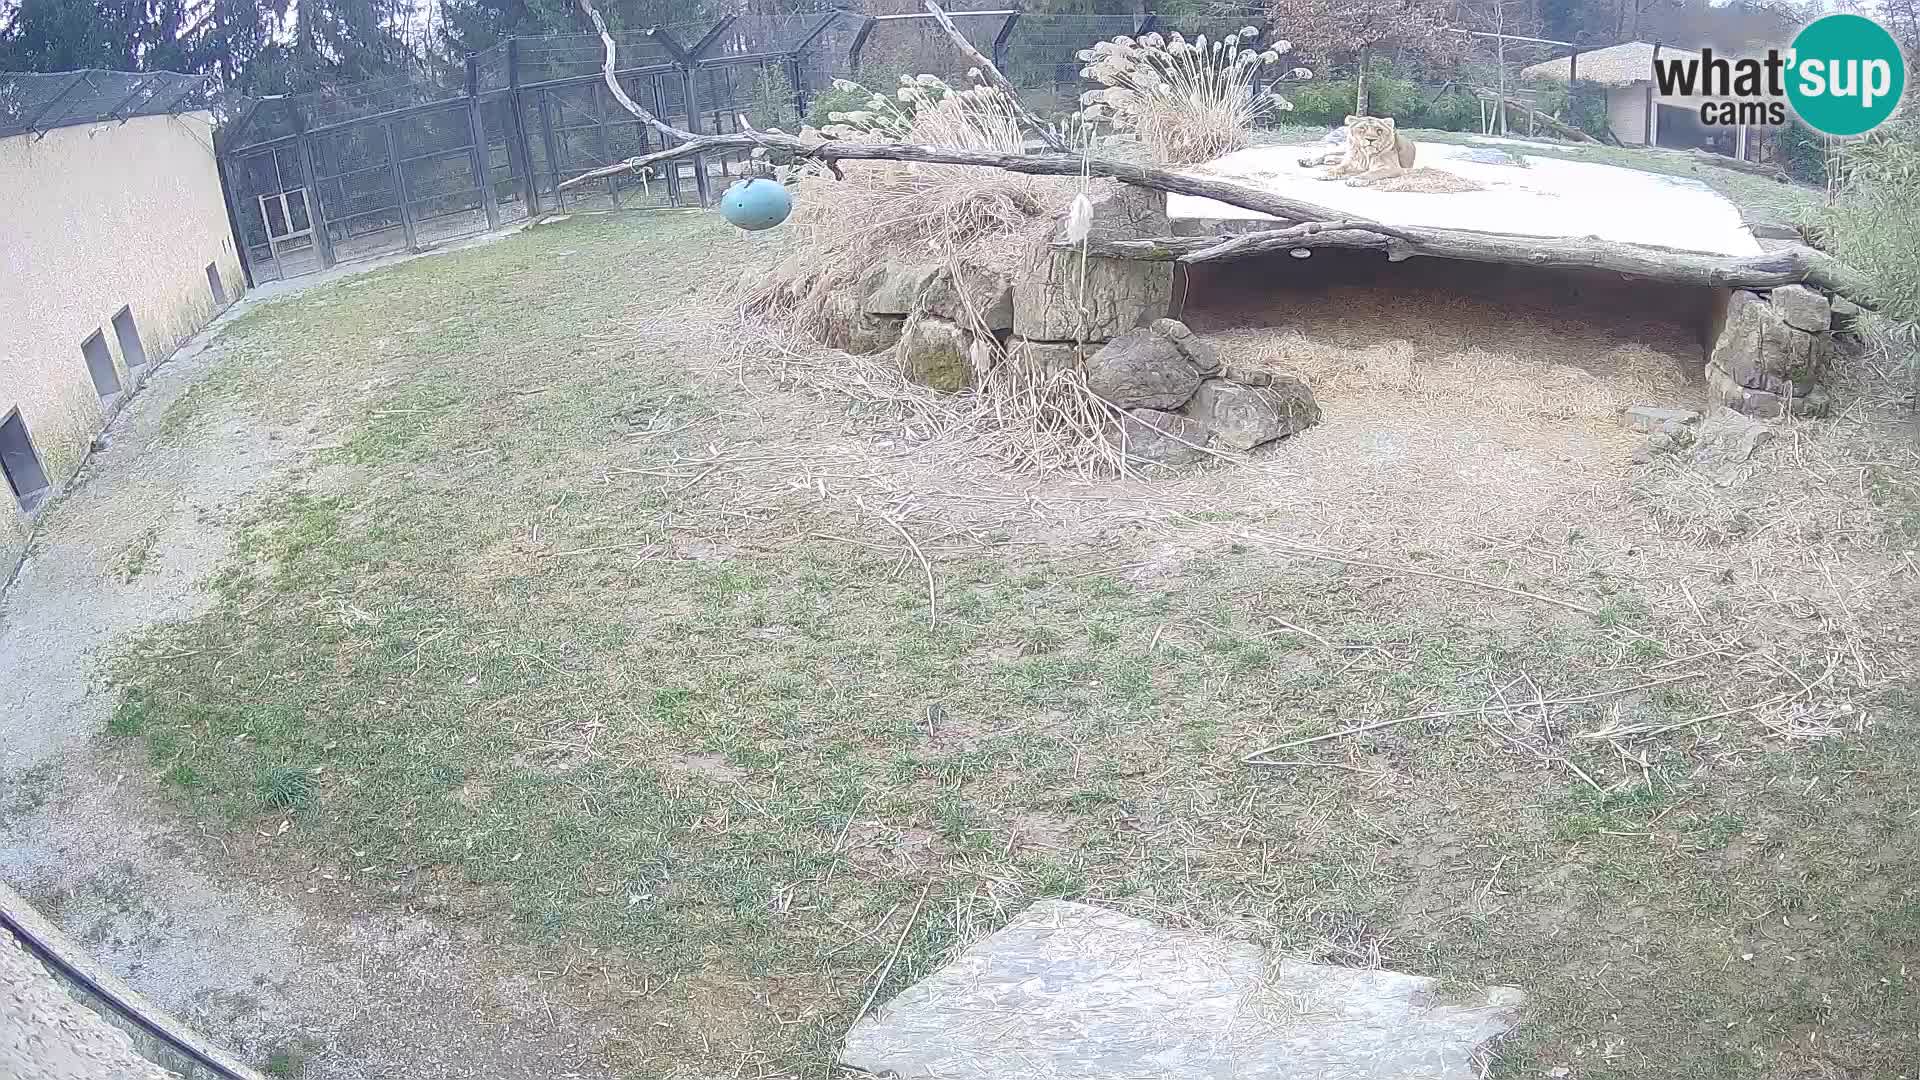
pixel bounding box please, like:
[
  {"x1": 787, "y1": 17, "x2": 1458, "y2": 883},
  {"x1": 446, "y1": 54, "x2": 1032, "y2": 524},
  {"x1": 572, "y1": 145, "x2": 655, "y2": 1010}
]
[
  {"x1": 1607, "y1": 84, "x2": 1652, "y2": 145},
  {"x1": 0, "y1": 111, "x2": 243, "y2": 569}
]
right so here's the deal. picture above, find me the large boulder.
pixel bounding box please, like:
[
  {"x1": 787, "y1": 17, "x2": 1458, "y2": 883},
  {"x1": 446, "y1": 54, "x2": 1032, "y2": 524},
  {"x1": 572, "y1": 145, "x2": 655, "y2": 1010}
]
[
  {"x1": 897, "y1": 315, "x2": 974, "y2": 392},
  {"x1": 1049, "y1": 185, "x2": 1169, "y2": 246},
  {"x1": 1770, "y1": 284, "x2": 1831, "y2": 333},
  {"x1": 1180, "y1": 376, "x2": 1320, "y2": 450},
  {"x1": 860, "y1": 260, "x2": 940, "y2": 316},
  {"x1": 921, "y1": 263, "x2": 1015, "y2": 333},
  {"x1": 1148, "y1": 318, "x2": 1221, "y2": 374},
  {"x1": 859, "y1": 259, "x2": 1014, "y2": 334},
  {"x1": 1708, "y1": 289, "x2": 1835, "y2": 416},
  {"x1": 1710, "y1": 290, "x2": 1795, "y2": 395},
  {"x1": 1084, "y1": 322, "x2": 1216, "y2": 409},
  {"x1": 1108, "y1": 408, "x2": 1209, "y2": 466},
  {"x1": 1013, "y1": 247, "x2": 1174, "y2": 342}
]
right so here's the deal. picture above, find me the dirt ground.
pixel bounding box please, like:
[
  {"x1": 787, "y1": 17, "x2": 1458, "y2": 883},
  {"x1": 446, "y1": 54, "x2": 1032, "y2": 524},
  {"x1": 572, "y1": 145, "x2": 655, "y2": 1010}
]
[{"x1": 1, "y1": 209, "x2": 1916, "y2": 1080}]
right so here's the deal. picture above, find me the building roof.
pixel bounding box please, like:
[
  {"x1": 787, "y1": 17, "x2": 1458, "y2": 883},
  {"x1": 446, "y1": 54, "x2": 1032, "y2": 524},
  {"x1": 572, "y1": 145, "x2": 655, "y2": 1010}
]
[
  {"x1": 0, "y1": 69, "x2": 215, "y2": 140},
  {"x1": 1520, "y1": 41, "x2": 1706, "y2": 87}
]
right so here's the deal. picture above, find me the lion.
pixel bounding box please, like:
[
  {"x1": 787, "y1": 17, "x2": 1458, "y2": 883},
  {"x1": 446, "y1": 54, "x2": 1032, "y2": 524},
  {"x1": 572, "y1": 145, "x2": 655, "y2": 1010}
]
[{"x1": 1299, "y1": 115, "x2": 1416, "y2": 187}]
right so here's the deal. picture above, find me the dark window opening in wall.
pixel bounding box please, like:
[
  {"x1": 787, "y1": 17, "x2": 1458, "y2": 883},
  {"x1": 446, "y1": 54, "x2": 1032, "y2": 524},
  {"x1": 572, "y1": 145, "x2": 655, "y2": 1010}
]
[
  {"x1": 0, "y1": 409, "x2": 52, "y2": 512},
  {"x1": 206, "y1": 263, "x2": 228, "y2": 307},
  {"x1": 81, "y1": 329, "x2": 122, "y2": 401},
  {"x1": 112, "y1": 306, "x2": 148, "y2": 369}
]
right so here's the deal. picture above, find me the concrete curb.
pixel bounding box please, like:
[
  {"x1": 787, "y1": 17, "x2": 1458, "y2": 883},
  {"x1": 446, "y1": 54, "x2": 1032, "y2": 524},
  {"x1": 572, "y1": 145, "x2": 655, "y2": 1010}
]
[{"x1": 0, "y1": 880, "x2": 268, "y2": 1080}]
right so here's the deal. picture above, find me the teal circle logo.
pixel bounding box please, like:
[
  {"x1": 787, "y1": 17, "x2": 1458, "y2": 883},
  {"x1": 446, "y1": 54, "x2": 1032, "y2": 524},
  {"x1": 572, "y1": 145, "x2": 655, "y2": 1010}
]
[{"x1": 1786, "y1": 14, "x2": 1906, "y2": 136}]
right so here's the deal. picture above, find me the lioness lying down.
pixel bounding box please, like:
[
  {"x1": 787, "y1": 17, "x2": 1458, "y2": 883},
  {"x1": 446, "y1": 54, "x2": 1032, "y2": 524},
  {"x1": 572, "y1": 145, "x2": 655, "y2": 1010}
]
[{"x1": 1300, "y1": 115, "x2": 1416, "y2": 186}]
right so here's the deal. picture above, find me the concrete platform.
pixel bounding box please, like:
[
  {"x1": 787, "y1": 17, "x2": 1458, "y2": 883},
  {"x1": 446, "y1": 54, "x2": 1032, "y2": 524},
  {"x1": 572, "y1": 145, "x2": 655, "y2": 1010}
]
[
  {"x1": 1172, "y1": 140, "x2": 1763, "y2": 257},
  {"x1": 841, "y1": 899, "x2": 1524, "y2": 1079}
]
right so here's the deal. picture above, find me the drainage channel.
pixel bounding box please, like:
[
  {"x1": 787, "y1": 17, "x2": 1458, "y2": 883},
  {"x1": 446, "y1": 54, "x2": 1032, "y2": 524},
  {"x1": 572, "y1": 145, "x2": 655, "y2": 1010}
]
[{"x1": 0, "y1": 883, "x2": 265, "y2": 1080}]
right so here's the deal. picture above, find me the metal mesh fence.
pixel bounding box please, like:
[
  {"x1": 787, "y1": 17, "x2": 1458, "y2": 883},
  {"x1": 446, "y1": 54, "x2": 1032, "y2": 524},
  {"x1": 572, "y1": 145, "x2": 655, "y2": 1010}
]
[
  {"x1": 208, "y1": 7, "x2": 1304, "y2": 285},
  {"x1": 0, "y1": 69, "x2": 216, "y2": 139}
]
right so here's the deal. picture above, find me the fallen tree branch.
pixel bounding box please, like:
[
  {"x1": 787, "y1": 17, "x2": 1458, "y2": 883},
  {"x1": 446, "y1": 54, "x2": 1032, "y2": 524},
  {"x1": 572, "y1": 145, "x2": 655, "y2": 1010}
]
[
  {"x1": 924, "y1": 1, "x2": 1067, "y2": 153},
  {"x1": 555, "y1": 132, "x2": 1352, "y2": 223},
  {"x1": 576, "y1": 0, "x2": 691, "y2": 143},
  {"x1": 1684, "y1": 147, "x2": 1794, "y2": 184},
  {"x1": 1485, "y1": 94, "x2": 1600, "y2": 144},
  {"x1": 1086, "y1": 225, "x2": 1880, "y2": 308}
]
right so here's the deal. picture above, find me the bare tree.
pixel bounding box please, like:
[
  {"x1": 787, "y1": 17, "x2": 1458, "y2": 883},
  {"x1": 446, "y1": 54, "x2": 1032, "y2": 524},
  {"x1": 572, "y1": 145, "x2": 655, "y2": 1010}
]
[{"x1": 1265, "y1": 0, "x2": 1453, "y2": 115}]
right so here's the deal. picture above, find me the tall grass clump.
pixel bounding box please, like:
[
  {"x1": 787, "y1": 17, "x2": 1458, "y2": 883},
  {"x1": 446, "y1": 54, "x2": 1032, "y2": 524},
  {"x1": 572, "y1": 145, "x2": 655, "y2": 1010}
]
[
  {"x1": 743, "y1": 71, "x2": 1070, "y2": 329},
  {"x1": 1076, "y1": 28, "x2": 1309, "y2": 164},
  {"x1": 1816, "y1": 123, "x2": 1920, "y2": 382}
]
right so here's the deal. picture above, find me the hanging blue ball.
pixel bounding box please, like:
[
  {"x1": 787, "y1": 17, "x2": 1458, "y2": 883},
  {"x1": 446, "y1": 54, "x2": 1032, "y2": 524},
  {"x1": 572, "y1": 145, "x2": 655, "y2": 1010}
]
[{"x1": 719, "y1": 177, "x2": 792, "y2": 231}]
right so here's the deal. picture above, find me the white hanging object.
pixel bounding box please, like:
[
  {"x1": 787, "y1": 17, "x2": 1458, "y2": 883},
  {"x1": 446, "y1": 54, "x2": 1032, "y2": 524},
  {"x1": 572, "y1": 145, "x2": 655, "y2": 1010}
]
[{"x1": 1064, "y1": 192, "x2": 1094, "y2": 244}]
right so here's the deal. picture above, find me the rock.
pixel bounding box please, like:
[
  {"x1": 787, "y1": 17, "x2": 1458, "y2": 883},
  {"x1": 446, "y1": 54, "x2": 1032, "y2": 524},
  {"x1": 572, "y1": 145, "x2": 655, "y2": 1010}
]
[
  {"x1": 1786, "y1": 329, "x2": 1835, "y2": 393},
  {"x1": 1694, "y1": 411, "x2": 1774, "y2": 461},
  {"x1": 897, "y1": 316, "x2": 973, "y2": 392},
  {"x1": 1771, "y1": 284, "x2": 1831, "y2": 332},
  {"x1": 1109, "y1": 408, "x2": 1209, "y2": 466},
  {"x1": 1180, "y1": 376, "x2": 1320, "y2": 450},
  {"x1": 1708, "y1": 363, "x2": 1785, "y2": 419},
  {"x1": 1148, "y1": 318, "x2": 1220, "y2": 374},
  {"x1": 1830, "y1": 296, "x2": 1865, "y2": 333},
  {"x1": 1002, "y1": 338, "x2": 1090, "y2": 377},
  {"x1": 1711, "y1": 290, "x2": 1796, "y2": 393},
  {"x1": 921, "y1": 264, "x2": 1014, "y2": 333},
  {"x1": 860, "y1": 260, "x2": 939, "y2": 316},
  {"x1": 1013, "y1": 246, "x2": 1174, "y2": 342},
  {"x1": 850, "y1": 314, "x2": 904, "y2": 355},
  {"x1": 1710, "y1": 289, "x2": 1835, "y2": 416},
  {"x1": 1220, "y1": 362, "x2": 1279, "y2": 387},
  {"x1": 841, "y1": 899, "x2": 1524, "y2": 1080},
  {"x1": 1791, "y1": 384, "x2": 1831, "y2": 418},
  {"x1": 1049, "y1": 185, "x2": 1169, "y2": 246},
  {"x1": 1084, "y1": 324, "x2": 1213, "y2": 409},
  {"x1": 1622, "y1": 405, "x2": 1701, "y2": 433}
]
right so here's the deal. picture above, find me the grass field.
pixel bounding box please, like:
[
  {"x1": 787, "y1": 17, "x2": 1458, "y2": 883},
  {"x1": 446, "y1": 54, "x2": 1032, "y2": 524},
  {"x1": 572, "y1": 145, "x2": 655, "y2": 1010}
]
[{"x1": 107, "y1": 207, "x2": 1920, "y2": 1079}]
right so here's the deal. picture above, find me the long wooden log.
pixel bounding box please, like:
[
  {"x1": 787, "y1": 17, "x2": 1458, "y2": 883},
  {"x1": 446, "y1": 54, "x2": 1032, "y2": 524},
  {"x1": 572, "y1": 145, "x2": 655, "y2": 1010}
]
[
  {"x1": 557, "y1": 131, "x2": 1357, "y2": 224},
  {"x1": 1086, "y1": 226, "x2": 1878, "y2": 308},
  {"x1": 1684, "y1": 148, "x2": 1794, "y2": 184}
]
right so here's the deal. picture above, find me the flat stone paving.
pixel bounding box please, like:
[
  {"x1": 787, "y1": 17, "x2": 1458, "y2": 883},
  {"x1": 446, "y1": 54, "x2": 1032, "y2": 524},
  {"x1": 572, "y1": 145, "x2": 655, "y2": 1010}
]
[{"x1": 842, "y1": 899, "x2": 1524, "y2": 1079}]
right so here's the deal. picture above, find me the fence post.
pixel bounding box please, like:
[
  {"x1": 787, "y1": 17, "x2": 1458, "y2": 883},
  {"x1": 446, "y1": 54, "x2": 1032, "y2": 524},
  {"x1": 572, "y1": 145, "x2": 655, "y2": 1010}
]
[
  {"x1": 653, "y1": 78, "x2": 681, "y2": 205},
  {"x1": 537, "y1": 89, "x2": 565, "y2": 211},
  {"x1": 466, "y1": 54, "x2": 503, "y2": 231},
  {"x1": 506, "y1": 39, "x2": 541, "y2": 216},
  {"x1": 788, "y1": 56, "x2": 806, "y2": 125},
  {"x1": 290, "y1": 102, "x2": 336, "y2": 269},
  {"x1": 682, "y1": 66, "x2": 710, "y2": 205},
  {"x1": 214, "y1": 151, "x2": 257, "y2": 290},
  {"x1": 993, "y1": 11, "x2": 1022, "y2": 72},
  {"x1": 594, "y1": 80, "x2": 621, "y2": 207},
  {"x1": 384, "y1": 120, "x2": 420, "y2": 251}
]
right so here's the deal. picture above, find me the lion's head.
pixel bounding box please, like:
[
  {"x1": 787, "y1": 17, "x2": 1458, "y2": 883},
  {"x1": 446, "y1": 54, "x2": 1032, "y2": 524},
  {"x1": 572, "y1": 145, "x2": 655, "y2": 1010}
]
[{"x1": 1344, "y1": 115, "x2": 1398, "y2": 154}]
